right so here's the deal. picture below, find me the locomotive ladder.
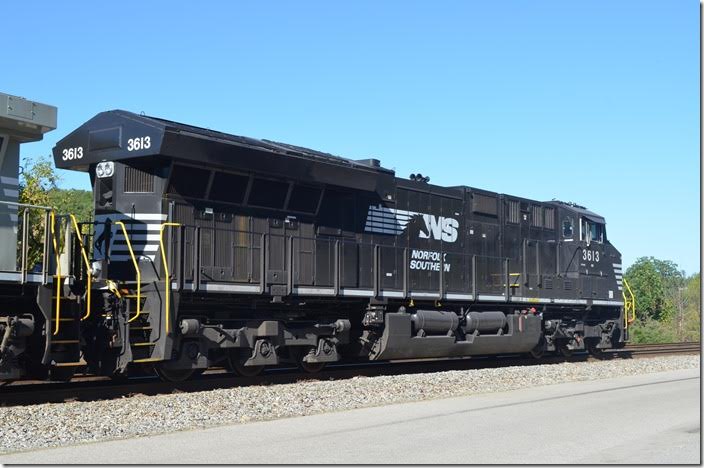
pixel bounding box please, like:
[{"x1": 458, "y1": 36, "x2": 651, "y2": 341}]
[
  {"x1": 41, "y1": 212, "x2": 85, "y2": 371},
  {"x1": 622, "y1": 278, "x2": 636, "y2": 338},
  {"x1": 114, "y1": 221, "x2": 180, "y2": 365}
]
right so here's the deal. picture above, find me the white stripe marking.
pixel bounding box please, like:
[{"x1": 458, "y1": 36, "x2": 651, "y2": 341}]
[{"x1": 0, "y1": 176, "x2": 19, "y2": 186}]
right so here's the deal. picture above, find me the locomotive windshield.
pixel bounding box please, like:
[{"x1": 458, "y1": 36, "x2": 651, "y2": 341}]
[{"x1": 580, "y1": 217, "x2": 605, "y2": 243}]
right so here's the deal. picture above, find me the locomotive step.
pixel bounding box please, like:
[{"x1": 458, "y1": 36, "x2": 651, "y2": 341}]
[
  {"x1": 52, "y1": 359, "x2": 87, "y2": 367},
  {"x1": 132, "y1": 357, "x2": 164, "y2": 364},
  {"x1": 50, "y1": 339, "x2": 80, "y2": 345},
  {"x1": 129, "y1": 326, "x2": 152, "y2": 331},
  {"x1": 131, "y1": 342, "x2": 156, "y2": 347}
]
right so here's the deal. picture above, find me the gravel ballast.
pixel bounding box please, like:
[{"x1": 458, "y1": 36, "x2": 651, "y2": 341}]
[{"x1": 0, "y1": 355, "x2": 699, "y2": 454}]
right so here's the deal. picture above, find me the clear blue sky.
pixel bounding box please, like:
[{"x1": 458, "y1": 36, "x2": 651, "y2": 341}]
[{"x1": 4, "y1": 0, "x2": 699, "y2": 274}]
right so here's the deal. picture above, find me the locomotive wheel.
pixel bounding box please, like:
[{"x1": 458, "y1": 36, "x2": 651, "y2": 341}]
[
  {"x1": 154, "y1": 366, "x2": 195, "y2": 383},
  {"x1": 298, "y1": 347, "x2": 327, "y2": 374},
  {"x1": 227, "y1": 351, "x2": 264, "y2": 377},
  {"x1": 109, "y1": 372, "x2": 129, "y2": 382},
  {"x1": 587, "y1": 342, "x2": 604, "y2": 358},
  {"x1": 529, "y1": 336, "x2": 547, "y2": 359},
  {"x1": 49, "y1": 366, "x2": 76, "y2": 382},
  {"x1": 557, "y1": 343, "x2": 574, "y2": 358}
]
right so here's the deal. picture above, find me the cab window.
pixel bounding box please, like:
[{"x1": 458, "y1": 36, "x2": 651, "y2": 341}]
[
  {"x1": 562, "y1": 217, "x2": 573, "y2": 238},
  {"x1": 580, "y1": 218, "x2": 605, "y2": 243}
]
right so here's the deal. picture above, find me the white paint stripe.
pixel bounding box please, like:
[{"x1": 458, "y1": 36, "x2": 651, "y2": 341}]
[
  {"x1": 2, "y1": 188, "x2": 18, "y2": 198},
  {"x1": 592, "y1": 300, "x2": 625, "y2": 306},
  {"x1": 202, "y1": 283, "x2": 261, "y2": 293},
  {"x1": 382, "y1": 290, "x2": 406, "y2": 298},
  {"x1": 478, "y1": 294, "x2": 506, "y2": 301},
  {"x1": 293, "y1": 287, "x2": 335, "y2": 295},
  {"x1": 366, "y1": 220, "x2": 406, "y2": 229},
  {"x1": 551, "y1": 298, "x2": 589, "y2": 304},
  {"x1": 340, "y1": 289, "x2": 374, "y2": 297},
  {"x1": 445, "y1": 293, "x2": 474, "y2": 300},
  {"x1": 410, "y1": 291, "x2": 441, "y2": 298},
  {"x1": 112, "y1": 244, "x2": 159, "y2": 252},
  {"x1": 94, "y1": 213, "x2": 167, "y2": 221},
  {"x1": 612, "y1": 263, "x2": 622, "y2": 267},
  {"x1": 0, "y1": 176, "x2": 19, "y2": 185},
  {"x1": 365, "y1": 224, "x2": 404, "y2": 231},
  {"x1": 0, "y1": 271, "x2": 21, "y2": 281},
  {"x1": 113, "y1": 224, "x2": 163, "y2": 232},
  {"x1": 125, "y1": 213, "x2": 167, "y2": 220},
  {"x1": 0, "y1": 271, "x2": 44, "y2": 283},
  {"x1": 512, "y1": 297, "x2": 554, "y2": 303}
]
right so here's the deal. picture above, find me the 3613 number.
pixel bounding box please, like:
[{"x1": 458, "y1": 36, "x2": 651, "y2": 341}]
[
  {"x1": 127, "y1": 136, "x2": 151, "y2": 151},
  {"x1": 582, "y1": 249, "x2": 600, "y2": 262},
  {"x1": 62, "y1": 147, "x2": 83, "y2": 161}
]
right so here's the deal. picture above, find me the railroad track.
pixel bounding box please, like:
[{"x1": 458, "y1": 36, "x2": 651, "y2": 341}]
[{"x1": 0, "y1": 341, "x2": 698, "y2": 407}]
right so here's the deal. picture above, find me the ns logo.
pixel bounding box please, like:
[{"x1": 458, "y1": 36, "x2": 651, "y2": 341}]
[{"x1": 418, "y1": 214, "x2": 459, "y2": 243}]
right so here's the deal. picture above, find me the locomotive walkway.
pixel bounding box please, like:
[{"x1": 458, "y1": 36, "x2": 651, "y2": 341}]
[{"x1": 1, "y1": 367, "x2": 699, "y2": 464}]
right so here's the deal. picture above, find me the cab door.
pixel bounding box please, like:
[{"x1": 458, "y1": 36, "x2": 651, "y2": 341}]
[{"x1": 578, "y1": 217, "x2": 606, "y2": 299}]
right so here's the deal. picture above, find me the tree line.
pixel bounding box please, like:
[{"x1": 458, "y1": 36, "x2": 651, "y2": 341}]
[{"x1": 625, "y1": 257, "x2": 700, "y2": 343}]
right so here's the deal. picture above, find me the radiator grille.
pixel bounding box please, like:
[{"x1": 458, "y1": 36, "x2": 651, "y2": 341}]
[
  {"x1": 472, "y1": 193, "x2": 498, "y2": 216},
  {"x1": 543, "y1": 276, "x2": 553, "y2": 289},
  {"x1": 124, "y1": 165, "x2": 154, "y2": 193},
  {"x1": 531, "y1": 205, "x2": 543, "y2": 227},
  {"x1": 544, "y1": 207, "x2": 555, "y2": 230},
  {"x1": 507, "y1": 200, "x2": 520, "y2": 224}
]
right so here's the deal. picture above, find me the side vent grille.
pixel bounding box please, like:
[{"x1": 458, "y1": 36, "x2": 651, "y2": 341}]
[
  {"x1": 531, "y1": 205, "x2": 543, "y2": 227},
  {"x1": 564, "y1": 280, "x2": 573, "y2": 291},
  {"x1": 543, "y1": 277, "x2": 553, "y2": 289},
  {"x1": 472, "y1": 193, "x2": 498, "y2": 216},
  {"x1": 507, "y1": 200, "x2": 520, "y2": 224},
  {"x1": 124, "y1": 165, "x2": 154, "y2": 193},
  {"x1": 544, "y1": 207, "x2": 555, "y2": 230}
]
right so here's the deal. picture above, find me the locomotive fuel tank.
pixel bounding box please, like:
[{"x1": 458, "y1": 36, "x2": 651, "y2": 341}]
[
  {"x1": 410, "y1": 310, "x2": 459, "y2": 335},
  {"x1": 464, "y1": 311, "x2": 507, "y2": 334}
]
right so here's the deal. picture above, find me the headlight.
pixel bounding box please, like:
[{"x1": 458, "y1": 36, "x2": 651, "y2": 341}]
[{"x1": 96, "y1": 161, "x2": 114, "y2": 178}]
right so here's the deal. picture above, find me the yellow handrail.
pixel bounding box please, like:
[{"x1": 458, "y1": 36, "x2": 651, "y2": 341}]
[
  {"x1": 114, "y1": 221, "x2": 141, "y2": 322},
  {"x1": 159, "y1": 222, "x2": 180, "y2": 335},
  {"x1": 69, "y1": 214, "x2": 93, "y2": 320},
  {"x1": 50, "y1": 211, "x2": 61, "y2": 336},
  {"x1": 622, "y1": 278, "x2": 636, "y2": 329}
]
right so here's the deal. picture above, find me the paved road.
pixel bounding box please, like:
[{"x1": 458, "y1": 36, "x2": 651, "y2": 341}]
[{"x1": 1, "y1": 368, "x2": 699, "y2": 464}]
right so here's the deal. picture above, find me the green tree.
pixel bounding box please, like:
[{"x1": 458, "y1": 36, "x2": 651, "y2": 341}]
[
  {"x1": 48, "y1": 188, "x2": 93, "y2": 223},
  {"x1": 18, "y1": 156, "x2": 93, "y2": 269},
  {"x1": 629, "y1": 316, "x2": 678, "y2": 344},
  {"x1": 626, "y1": 257, "x2": 700, "y2": 343},
  {"x1": 680, "y1": 273, "x2": 701, "y2": 342},
  {"x1": 625, "y1": 257, "x2": 671, "y2": 321},
  {"x1": 18, "y1": 157, "x2": 59, "y2": 269}
]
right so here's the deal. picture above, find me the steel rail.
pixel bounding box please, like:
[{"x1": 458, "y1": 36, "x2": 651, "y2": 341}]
[{"x1": 1, "y1": 341, "x2": 698, "y2": 407}]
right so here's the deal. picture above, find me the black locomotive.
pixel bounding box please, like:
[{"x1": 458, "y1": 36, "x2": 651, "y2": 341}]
[{"x1": 0, "y1": 109, "x2": 634, "y2": 382}]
